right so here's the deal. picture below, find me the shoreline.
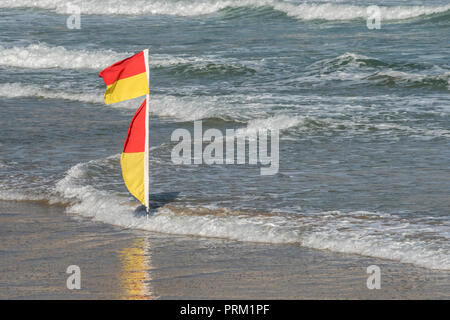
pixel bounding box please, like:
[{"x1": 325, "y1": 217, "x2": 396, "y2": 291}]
[{"x1": 0, "y1": 200, "x2": 449, "y2": 299}]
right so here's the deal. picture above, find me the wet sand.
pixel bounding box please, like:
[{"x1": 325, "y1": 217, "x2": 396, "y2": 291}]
[{"x1": 0, "y1": 200, "x2": 449, "y2": 299}]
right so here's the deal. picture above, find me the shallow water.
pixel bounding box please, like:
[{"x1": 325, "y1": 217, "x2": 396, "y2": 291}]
[
  {"x1": 1, "y1": 201, "x2": 449, "y2": 299},
  {"x1": 0, "y1": 0, "x2": 449, "y2": 271}
]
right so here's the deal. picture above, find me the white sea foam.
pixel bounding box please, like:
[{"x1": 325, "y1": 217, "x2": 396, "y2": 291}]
[
  {"x1": 148, "y1": 95, "x2": 223, "y2": 121},
  {"x1": 299, "y1": 53, "x2": 450, "y2": 89},
  {"x1": 242, "y1": 115, "x2": 304, "y2": 132},
  {"x1": 0, "y1": 83, "x2": 231, "y2": 120},
  {"x1": 307, "y1": 52, "x2": 377, "y2": 72},
  {"x1": 45, "y1": 155, "x2": 450, "y2": 271},
  {"x1": 1, "y1": 83, "x2": 448, "y2": 139},
  {"x1": 0, "y1": 82, "x2": 248, "y2": 120},
  {"x1": 0, "y1": 44, "x2": 128, "y2": 70},
  {"x1": 0, "y1": 82, "x2": 302, "y2": 128},
  {"x1": 0, "y1": 83, "x2": 103, "y2": 103},
  {"x1": 234, "y1": 113, "x2": 449, "y2": 140},
  {"x1": 2, "y1": 152, "x2": 449, "y2": 270},
  {"x1": 366, "y1": 70, "x2": 450, "y2": 89},
  {"x1": 0, "y1": 43, "x2": 211, "y2": 70},
  {"x1": 215, "y1": 114, "x2": 305, "y2": 143},
  {"x1": 0, "y1": 190, "x2": 49, "y2": 202},
  {"x1": 0, "y1": 82, "x2": 154, "y2": 112},
  {"x1": 274, "y1": 2, "x2": 450, "y2": 21},
  {"x1": 1, "y1": 0, "x2": 449, "y2": 21}
]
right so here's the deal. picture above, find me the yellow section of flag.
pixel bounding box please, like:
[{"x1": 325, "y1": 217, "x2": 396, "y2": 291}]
[
  {"x1": 104, "y1": 73, "x2": 149, "y2": 105},
  {"x1": 121, "y1": 152, "x2": 145, "y2": 205},
  {"x1": 120, "y1": 99, "x2": 147, "y2": 205},
  {"x1": 98, "y1": 50, "x2": 149, "y2": 105}
]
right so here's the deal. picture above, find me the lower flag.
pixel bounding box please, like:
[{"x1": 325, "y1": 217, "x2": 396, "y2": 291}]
[{"x1": 121, "y1": 99, "x2": 149, "y2": 207}]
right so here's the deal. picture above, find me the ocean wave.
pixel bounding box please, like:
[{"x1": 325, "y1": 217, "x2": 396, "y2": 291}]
[
  {"x1": 0, "y1": 81, "x2": 297, "y2": 126},
  {"x1": 0, "y1": 83, "x2": 238, "y2": 120},
  {"x1": 46, "y1": 155, "x2": 450, "y2": 270},
  {"x1": 234, "y1": 114, "x2": 304, "y2": 138},
  {"x1": 0, "y1": 85, "x2": 332, "y2": 136},
  {"x1": 306, "y1": 53, "x2": 388, "y2": 74},
  {"x1": 166, "y1": 62, "x2": 257, "y2": 77},
  {"x1": 234, "y1": 113, "x2": 450, "y2": 140},
  {"x1": 274, "y1": 2, "x2": 450, "y2": 21},
  {"x1": 1, "y1": 83, "x2": 448, "y2": 139},
  {"x1": 2, "y1": 151, "x2": 449, "y2": 270},
  {"x1": 305, "y1": 52, "x2": 439, "y2": 76},
  {"x1": 0, "y1": 44, "x2": 128, "y2": 70},
  {"x1": 1, "y1": 0, "x2": 449, "y2": 21},
  {"x1": 301, "y1": 53, "x2": 450, "y2": 90},
  {"x1": 365, "y1": 70, "x2": 450, "y2": 90},
  {"x1": 148, "y1": 95, "x2": 224, "y2": 121},
  {"x1": 0, "y1": 83, "x2": 103, "y2": 103},
  {"x1": 0, "y1": 44, "x2": 216, "y2": 70},
  {"x1": 0, "y1": 83, "x2": 251, "y2": 121},
  {"x1": 0, "y1": 190, "x2": 50, "y2": 202},
  {"x1": 0, "y1": 84, "x2": 312, "y2": 137},
  {"x1": 0, "y1": 82, "x2": 148, "y2": 109}
]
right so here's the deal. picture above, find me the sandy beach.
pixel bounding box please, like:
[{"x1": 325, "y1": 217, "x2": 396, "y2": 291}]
[
  {"x1": 1, "y1": 200, "x2": 448, "y2": 300},
  {"x1": 1, "y1": 0, "x2": 450, "y2": 301}
]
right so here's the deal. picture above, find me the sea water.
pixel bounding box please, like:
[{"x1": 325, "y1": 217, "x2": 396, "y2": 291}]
[{"x1": 0, "y1": 0, "x2": 449, "y2": 271}]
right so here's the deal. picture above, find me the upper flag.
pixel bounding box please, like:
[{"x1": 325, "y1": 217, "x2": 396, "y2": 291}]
[{"x1": 99, "y1": 50, "x2": 149, "y2": 104}]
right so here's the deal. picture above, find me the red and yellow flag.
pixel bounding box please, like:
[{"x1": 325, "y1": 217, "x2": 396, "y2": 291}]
[
  {"x1": 99, "y1": 49, "x2": 150, "y2": 209},
  {"x1": 99, "y1": 50, "x2": 149, "y2": 104},
  {"x1": 121, "y1": 99, "x2": 148, "y2": 206}
]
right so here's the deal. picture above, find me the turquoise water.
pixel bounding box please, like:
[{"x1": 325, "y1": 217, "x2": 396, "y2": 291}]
[{"x1": 0, "y1": 0, "x2": 449, "y2": 270}]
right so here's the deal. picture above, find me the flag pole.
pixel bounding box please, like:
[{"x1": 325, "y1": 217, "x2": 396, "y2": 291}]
[{"x1": 144, "y1": 49, "x2": 150, "y2": 219}]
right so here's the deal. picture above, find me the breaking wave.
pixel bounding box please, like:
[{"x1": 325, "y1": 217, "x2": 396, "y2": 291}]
[
  {"x1": 0, "y1": 44, "x2": 225, "y2": 70},
  {"x1": 0, "y1": 83, "x2": 240, "y2": 120},
  {"x1": 166, "y1": 62, "x2": 257, "y2": 77},
  {"x1": 301, "y1": 53, "x2": 450, "y2": 90},
  {"x1": 365, "y1": 70, "x2": 450, "y2": 90},
  {"x1": 0, "y1": 190, "x2": 50, "y2": 202},
  {"x1": 0, "y1": 83, "x2": 102, "y2": 103},
  {"x1": 42, "y1": 155, "x2": 450, "y2": 271},
  {"x1": 1, "y1": 44, "x2": 447, "y2": 92},
  {"x1": 0, "y1": 44, "x2": 127, "y2": 70},
  {"x1": 1, "y1": 82, "x2": 448, "y2": 140},
  {"x1": 1, "y1": 0, "x2": 449, "y2": 21},
  {"x1": 275, "y1": 2, "x2": 450, "y2": 21},
  {"x1": 306, "y1": 53, "x2": 390, "y2": 74}
]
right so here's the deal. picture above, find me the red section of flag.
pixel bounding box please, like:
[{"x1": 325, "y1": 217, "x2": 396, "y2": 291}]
[
  {"x1": 99, "y1": 51, "x2": 147, "y2": 86},
  {"x1": 123, "y1": 100, "x2": 146, "y2": 153}
]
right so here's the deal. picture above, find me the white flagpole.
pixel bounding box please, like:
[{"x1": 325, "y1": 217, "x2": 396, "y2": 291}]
[{"x1": 144, "y1": 49, "x2": 150, "y2": 218}]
